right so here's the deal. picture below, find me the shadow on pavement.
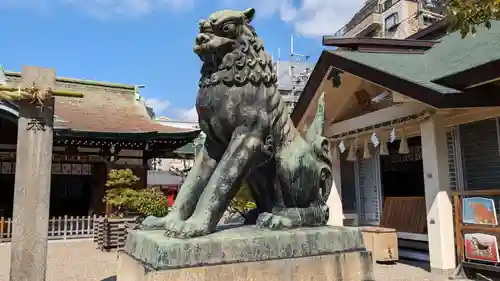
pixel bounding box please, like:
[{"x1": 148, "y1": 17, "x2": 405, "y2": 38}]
[
  {"x1": 397, "y1": 259, "x2": 431, "y2": 272},
  {"x1": 101, "y1": 276, "x2": 116, "y2": 281}
]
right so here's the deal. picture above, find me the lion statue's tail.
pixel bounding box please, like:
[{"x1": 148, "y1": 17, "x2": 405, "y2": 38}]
[{"x1": 304, "y1": 93, "x2": 333, "y2": 201}]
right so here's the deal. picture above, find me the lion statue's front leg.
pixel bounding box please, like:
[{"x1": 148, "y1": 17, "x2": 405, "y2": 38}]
[
  {"x1": 161, "y1": 127, "x2": 264, "y2": 238},
  {"x1": 139, "y1": 138, "x2": 221, "y2": 232}
]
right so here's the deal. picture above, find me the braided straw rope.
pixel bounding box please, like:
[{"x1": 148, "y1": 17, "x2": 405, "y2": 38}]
[
  {"x1": 0, "y1": 65, "x2": 83, "y2": 104},
  {"x1": 0, "y1": 84, "x2": 52, "y2": 105}
]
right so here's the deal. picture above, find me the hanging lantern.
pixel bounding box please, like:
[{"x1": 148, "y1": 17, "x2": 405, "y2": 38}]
[
  {"x1": 398, "y1": 133, "x2": 410, "y2": 154},
  {"x1": 346, "y1": 139, "x2": 357, "y2": 161},
  {"x1": 379, "y1": 137, "x2": 389, "y2": 156},
  {"x1": 363, "y1": 138, "x2": 372, "y2": 159}
]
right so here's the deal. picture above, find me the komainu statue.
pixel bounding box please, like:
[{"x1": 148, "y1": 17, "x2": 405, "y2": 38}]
[{"x1": 141, "y1": 8, "x2": 333, "y2": 238}]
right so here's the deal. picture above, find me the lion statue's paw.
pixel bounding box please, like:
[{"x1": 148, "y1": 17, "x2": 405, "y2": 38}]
[
  {"x1": 256, "y1": 212, "x2": 294, "y2": 229},
  {"x1": 164, "y1": 218, "x2": 211, "y2": 239},
  {"x1": 138, "y1": 212, "x2": 182, "y2": 230},
  {"x1": 136, "y1": 215, "x2": 166, "y2": 230}
]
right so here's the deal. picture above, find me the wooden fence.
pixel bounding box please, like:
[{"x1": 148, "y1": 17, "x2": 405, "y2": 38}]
[
  {"x1": 0, "y1": 215, "x2": 102, "y2": 242},
  {"x1": 94, "y1": 217, "x2": 138, "y2": 251}
]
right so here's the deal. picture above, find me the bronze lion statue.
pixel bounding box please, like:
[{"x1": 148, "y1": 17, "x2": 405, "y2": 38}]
[{"x1": 141, "y1": 8, "x2": 333, "y2": 238}]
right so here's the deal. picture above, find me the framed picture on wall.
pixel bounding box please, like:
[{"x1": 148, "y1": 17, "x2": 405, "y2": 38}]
[
  {"x1": 52, "y1": 163, "x2": 62, "y2": 175},
  {"x1": 1, "y1": 162, "x2": 12, "y2": 174},
  {"x1": 82, "y1": 164, "x2": 91, "y2": 175},
  {"x1": 71, "y1": 164, "x2": 82, "y2": 175},
  {"x1": 62, "y1": 164, "x2": 72, "y2": 175},
  {"x1": 464, "y1": 233, "x2": 500, "y2": 263},
  {"x1": 462, "y1": 197, "x2": 498, "y2": 225}
]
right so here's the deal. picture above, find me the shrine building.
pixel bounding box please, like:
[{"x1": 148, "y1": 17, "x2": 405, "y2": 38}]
[
  {"x1": 0, "y1": 71, "x2": 199, "y2": 218},
  {"x1": 293, "y1": 20, "x2": 500, "y2": 275}
]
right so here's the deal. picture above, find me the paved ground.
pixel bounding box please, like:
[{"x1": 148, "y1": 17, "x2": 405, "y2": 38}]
[{"x1": 0, "y1": 240, "x2": 459, "y2": 281}]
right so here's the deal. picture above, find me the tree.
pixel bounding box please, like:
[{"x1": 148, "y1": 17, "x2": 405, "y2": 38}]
[
  {"x1": 103, "y1": 169, "x2": 140, "y2": 216},
  {"x1": 446, "y1": 0, "x2": 500, "y2": 37},
  {"x1": 103, "y1": 168, "x2": 169, "y2": 217}
]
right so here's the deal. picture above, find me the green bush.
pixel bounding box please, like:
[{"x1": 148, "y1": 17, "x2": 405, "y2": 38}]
[
  {"x1": 132, "y1": 187, "x2": 170, "y2": 217},
  {"x1": 228, "y1": 184, "x2": 256, "y2": 215}
]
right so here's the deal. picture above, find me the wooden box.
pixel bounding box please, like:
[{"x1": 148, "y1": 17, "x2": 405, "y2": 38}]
[{"x1": 361, "y1": 226, "x2": 399, "y2": 262}]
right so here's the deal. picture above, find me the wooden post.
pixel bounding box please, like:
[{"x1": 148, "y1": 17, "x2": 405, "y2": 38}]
[
  {"x1": 9, "y1": 66, "x2": 55, "y2": 281},
  {"x1": 0, "y1": 216, "x2": 4, "y2": 241},
  {"x1": 453, "y1": 193, "x2": 464, "y2": 262}
]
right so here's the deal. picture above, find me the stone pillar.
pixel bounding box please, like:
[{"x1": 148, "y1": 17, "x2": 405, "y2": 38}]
[
  {"x1": 420, "y1": 114, "x2": 456, "y2": 274},
  {"x1": 10, "y1": 66, "x2": 55, "y2": 281},
  {"x1": 327, "y1": 144, "x2": 344, "y2": 226}
]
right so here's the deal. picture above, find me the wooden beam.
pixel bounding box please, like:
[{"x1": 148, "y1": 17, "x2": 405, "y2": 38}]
[
  {"x1": 324, "y1": 72, "x2": 365, "y2": 124},
  {"x1": 326, "y1": 102, "x2": 430, "y2": 137}
]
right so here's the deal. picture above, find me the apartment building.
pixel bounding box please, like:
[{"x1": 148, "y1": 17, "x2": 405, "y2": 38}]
[
  {"x1": 334, "y1": 0, "x2": 444, "y2": 39},
  {"x1": 275, "y1": 60, "x2": 313, "y2": 113}
]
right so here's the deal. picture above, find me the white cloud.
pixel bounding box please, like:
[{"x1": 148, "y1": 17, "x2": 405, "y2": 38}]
[
  {"x1": 1, "y1": 0, "x2": 194, "y2": 19},
  {"x1": 60, "y1": 0, "x2": 195, "y2": 19},
  {"x1": 176, "y1": 106, "x2": 198, "y2": 122},
  {"x1": 145, "y1": 98, "x2": 171, "y2": 114},
  {"x1": 219, "y1": 0, "x2": 365, "y2": 37},
  {"x1": 148, "y1": 101, "x2": 198, "y2": 122}
]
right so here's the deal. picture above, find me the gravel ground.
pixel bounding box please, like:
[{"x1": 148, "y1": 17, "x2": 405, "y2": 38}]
[{"x1": 0, "y1": 240, "x2": 459, "y2": 281}]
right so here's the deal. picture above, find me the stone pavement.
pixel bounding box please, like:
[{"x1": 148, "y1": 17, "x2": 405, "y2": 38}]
[{"x1": 0, "y1": 240, "x2": 460, "y2": 281}]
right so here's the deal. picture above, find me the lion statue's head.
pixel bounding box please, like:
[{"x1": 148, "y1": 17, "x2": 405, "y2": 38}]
[
  {"x1": 194, "y1": 8, "x2": 257, "y2": 58},
  {"x1": 195, "y1": 8, "x2": 276, "y2": 88}
]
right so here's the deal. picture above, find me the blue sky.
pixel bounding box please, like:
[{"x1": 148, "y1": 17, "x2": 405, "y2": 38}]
[{"x1": 0, "y1": 0, "x2": 364, "y2": 120}]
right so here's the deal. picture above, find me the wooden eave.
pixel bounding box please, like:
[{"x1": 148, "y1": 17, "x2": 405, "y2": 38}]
[{"x1": 322, "y1": 37, "x2": 438, "y2": 52}]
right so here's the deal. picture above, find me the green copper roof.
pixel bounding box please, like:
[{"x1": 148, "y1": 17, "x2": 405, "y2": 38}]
[
  {"x1": 331, "y1": 50, "x2": 459, "y2": 94},
  {"x1": 427, "y1": 21, "x2": 500, "y2": 81},
  {"x1": 175, "y1": 142, "x2": 195, "y2": 154},
  {"x1": 332, "y1": 20, "x2": 500, "y2": 94}
]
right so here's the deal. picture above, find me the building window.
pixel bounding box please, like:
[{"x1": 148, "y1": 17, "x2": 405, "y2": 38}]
[{"x1": 385, "y1": 12, "x2": 399, "y2": 31}]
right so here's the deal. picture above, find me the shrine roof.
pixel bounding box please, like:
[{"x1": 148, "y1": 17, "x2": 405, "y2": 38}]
[
  {"x1": 4, "y1": 72, "x2": 200, "y2": 140},
  {"x1": 292, "y1": 20, "x2": 500, "y2": 124}
]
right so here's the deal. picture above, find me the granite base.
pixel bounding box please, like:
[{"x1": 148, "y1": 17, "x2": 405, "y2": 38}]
[{"x1": 117, "y1": 225, "x2": 374, "y2": 281}]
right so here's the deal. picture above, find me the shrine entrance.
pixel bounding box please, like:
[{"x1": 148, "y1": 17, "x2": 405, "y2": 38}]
[
  {"x1": 0, "y1": 113, "x2": 17, "y2": 218},
  {"x1": 0, "y1": 104, "x2": 94, "y2": 218},
  {"x1": 380, "y1": 136, "x2": 425, "y2": 199},
  {"x1": 379, "y1": 136, "x2": 428, "y2": 261}
]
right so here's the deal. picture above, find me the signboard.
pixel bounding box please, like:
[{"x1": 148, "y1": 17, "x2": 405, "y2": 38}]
[
  {"x1": 464, "y1": 233, "x2": 500, "y2": 263},
  {"x1": 462, "y1": 197, "x2": 498, "y2": 225}
]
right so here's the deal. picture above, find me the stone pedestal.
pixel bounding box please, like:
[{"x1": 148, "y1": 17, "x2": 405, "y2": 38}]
[{"x1": 117, "y1": 226, "x2": 374, "y2": 281}]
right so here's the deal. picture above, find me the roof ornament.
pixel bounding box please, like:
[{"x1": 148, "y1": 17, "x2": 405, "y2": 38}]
[{"x1": 0, "y1": 65, "x2": 6, "y2": 85}]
